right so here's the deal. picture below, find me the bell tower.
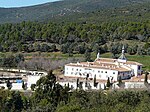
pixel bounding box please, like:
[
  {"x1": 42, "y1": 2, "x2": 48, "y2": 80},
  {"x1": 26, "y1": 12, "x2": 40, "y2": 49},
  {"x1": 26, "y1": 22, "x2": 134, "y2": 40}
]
[{"x1": 118, "y1": 45, "x2": 127, "y2": 62}]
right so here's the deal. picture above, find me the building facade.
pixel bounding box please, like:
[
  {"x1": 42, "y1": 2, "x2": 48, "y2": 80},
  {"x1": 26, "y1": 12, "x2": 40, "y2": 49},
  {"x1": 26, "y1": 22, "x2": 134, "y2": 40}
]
[
  {"x1": 0, "y1": 68, "x2": 47, "y2": 90},
  {"x1": 64, "y1": 46, "x2": 143, "y2": 82}
]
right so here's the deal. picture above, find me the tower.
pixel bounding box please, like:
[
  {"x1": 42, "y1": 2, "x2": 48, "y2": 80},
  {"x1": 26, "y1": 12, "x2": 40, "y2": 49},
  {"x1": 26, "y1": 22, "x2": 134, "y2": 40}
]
[
  {"x1": 97, "y1": 52, "x2": 100, "y2": 59},
  {"x1": 95, "y1": 52, "x2": 100, "y2": 62},
  {"x1": 118, "y1": 45, "x2": 127, "y2": 62}
]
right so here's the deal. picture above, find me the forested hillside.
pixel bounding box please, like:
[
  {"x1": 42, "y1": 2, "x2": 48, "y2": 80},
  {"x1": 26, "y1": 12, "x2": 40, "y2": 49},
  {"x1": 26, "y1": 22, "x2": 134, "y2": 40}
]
[
  {"x1": 0, "y1": 21, "x2": 150, "y2": 55},
  {"x1": 0, "y1": 20, "x2": 150, "y2": 71},
  {"x1": 0, "y1": 0, "x2": 150, "y2": 70},
  {"x1": 0, "y1": 0, "x2": 150, "y2": 23}
]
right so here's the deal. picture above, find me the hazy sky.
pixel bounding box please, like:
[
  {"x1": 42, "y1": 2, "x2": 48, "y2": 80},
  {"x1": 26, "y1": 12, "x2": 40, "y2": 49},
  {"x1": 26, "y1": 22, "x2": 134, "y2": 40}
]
[{"x1": 0, "y1": 0, "x2": 60, "y2": 8}]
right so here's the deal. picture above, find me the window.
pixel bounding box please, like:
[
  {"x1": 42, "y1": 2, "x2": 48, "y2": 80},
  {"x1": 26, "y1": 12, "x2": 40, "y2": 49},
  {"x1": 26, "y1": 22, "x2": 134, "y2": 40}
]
[
  {"x1": 72, "y1": 68, "x2": 74, "y2": 71},
  {"x1": 113, "y1": 72, "x2": 115, "y2": 74},
  {"x1": 76, "y1": 69, "x2": 78, "y2": 71},
  {"x1": 101, "y1": 71, "x2": 103, "y2": 73},
  {"x1": 138, "y1": 66, "x2": 141, "y2": 70},
  {"x1": 80, "y1": 73, "x2": 82, "y2": 76},
  {"x1": 98, "y1": 71, "x2": 100, "y2": 73},
  {"x1": 71, "y1": 72, "x2": 73, "y2": 74},
  {"x1": 80, "y1": 69, "x2": 82, "y2": 71},
  {"x1": 105, "y1": 71, "x2": 107, "y2": 73}
]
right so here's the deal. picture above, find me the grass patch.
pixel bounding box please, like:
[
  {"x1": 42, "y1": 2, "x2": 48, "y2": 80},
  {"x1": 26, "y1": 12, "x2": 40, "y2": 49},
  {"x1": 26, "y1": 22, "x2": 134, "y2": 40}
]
[{"x1": 127, "y1": 55, "x2": 150, "y2": 71}]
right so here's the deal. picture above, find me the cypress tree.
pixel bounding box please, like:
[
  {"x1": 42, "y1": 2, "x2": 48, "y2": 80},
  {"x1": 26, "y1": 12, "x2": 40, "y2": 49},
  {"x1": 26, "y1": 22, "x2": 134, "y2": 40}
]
[
  {"x1": 106, "y1": 77, "x2": 111, "y2": 88},
  {"x1": 144, "y1": 71, "x2": 149, "y2": 83},
  {"x1": 6, "y1": 80, "x2": 12, "y2": 90},
  {"x1": 22, "y1": 81, "x2": 26, "y2": 90},
  {"x1": 94, "y1": 75, "x2": 96, "y2": 87},
  {"x1": 77, "y1": 78, "x2": 79, "y2": 88},
  {"x1": 118, "y1": 75, "x2": 122, "y2": 85}
]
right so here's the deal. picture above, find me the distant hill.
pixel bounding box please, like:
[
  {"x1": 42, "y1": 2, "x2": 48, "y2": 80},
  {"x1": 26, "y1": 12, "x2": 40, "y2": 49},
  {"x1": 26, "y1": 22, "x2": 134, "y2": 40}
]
[{"x1": 0, "y1": 0, "x2": 150, "y2": 23}]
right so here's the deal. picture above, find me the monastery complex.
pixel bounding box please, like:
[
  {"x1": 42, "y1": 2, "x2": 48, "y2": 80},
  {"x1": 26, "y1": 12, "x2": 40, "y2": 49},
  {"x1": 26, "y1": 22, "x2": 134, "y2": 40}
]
[
  {"x1": 64, "y1": 46, "x2": 143, "y2": 82},
  {"x1": 58, "y1": 46, "x2": 145, "y2": 90},
  {"x1": 0, "y1": 46, "x2": 147, "y2": 90}
]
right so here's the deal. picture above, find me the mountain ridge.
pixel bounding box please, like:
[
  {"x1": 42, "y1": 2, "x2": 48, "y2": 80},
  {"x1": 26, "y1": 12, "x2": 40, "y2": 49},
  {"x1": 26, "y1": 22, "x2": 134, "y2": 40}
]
[{"x1": 0, "y1": 0, "x2": 149, "y2": 23}]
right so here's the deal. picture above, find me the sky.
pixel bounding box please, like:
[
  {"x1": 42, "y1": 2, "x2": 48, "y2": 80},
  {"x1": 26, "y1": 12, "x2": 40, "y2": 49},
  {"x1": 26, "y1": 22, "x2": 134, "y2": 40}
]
[{"x1": 0, "y1": 0, "x2": 60, "y2": 8}]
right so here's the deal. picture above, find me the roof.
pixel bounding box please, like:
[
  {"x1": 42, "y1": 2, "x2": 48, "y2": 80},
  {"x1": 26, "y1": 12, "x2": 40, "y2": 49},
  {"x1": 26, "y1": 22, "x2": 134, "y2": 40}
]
[
  {"x1": 125, "y1": 61, "x2": 143, "y2": 65},
  {"x1": 96, "y1": 58, "x2": 142, "y2": 65},
  {"x1": 65, "y1": 57, "x2": 142, "y2": 72},
  {"x1": 66, "y1": 62, "x2": 131, "y2": 72},
  {"x1": 57, "y1": 76, "x2": 107, "y2": 83}
]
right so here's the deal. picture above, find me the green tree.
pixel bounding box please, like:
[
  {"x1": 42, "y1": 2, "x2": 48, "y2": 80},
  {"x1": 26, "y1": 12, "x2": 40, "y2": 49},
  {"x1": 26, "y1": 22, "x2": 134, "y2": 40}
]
[
  {"x1": 6, "y1": 80, "x2": 12, "y2": 90},
  {"x1": 147, "y1": 47, "x2": 150, "y2": 55},
  {"x1": 94, "y1": 75, "x2": 97, "y2": 87},
  {"x1": 118, "y1": 75, "x2": 122, "y2": 86},
  {"x1": 106, "y1": 77, "x2": 111, "y2": 88},
  {"x1": 77, "y1": 78, "x2": 79, "y2": 88},
  {"x1": 15, "y1": 53, "x2": 24, "y2": 64},
  {"x1": 3, "y1": 91, "x2": 24, "y2": 112},
  {"x1": 22, "y1": 81, "x2": 27, "y2": 90},
  {"x1": 144, "y1": 71, "x2": 149, "y2": 83},
  {"x1": 31, "y1": 84, "x2": 36, "y2": 91},
  {"x1": 31, "y1": 70, "x2": 70, "y2": 111},
  {"x1": 84, "y1": 49, "x2": 92, "y2": 62},
  {"x1": 11, "y1": 91, "x2": 24, "y2": 111}
]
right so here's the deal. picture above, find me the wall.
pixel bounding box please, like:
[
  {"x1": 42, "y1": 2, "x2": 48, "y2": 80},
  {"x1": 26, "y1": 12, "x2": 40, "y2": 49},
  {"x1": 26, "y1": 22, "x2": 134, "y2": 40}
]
[
  {"x1": 124, "y1": 82, "x2": 146, "y2": 89},
  {"x1": 59, "y1": 81, "x2": 105, "y2": 90},
  {"x1": 119, "y1": 71, "x2": 132, "y2": 80},
  {"x1": 27, "y1": 76, "x2": 41, "y2": 89},
  {"x1": 65, "y1": 65, "x2": 118, "y2": 81},
  {"x1": 129, "y1": 65, "x2": 142, "y2": 76}
]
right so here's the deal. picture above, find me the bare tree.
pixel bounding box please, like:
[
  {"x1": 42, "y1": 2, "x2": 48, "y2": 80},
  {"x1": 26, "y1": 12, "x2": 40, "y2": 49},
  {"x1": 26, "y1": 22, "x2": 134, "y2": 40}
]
[{"x1": 18, "y1": 56, "x2": 83, "y2": 71}]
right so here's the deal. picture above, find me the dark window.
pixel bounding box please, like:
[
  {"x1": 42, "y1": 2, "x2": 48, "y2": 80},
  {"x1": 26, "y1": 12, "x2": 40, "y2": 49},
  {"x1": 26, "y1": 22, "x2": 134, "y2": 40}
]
[{"x1": 138, "y1": 66, "x2": 141, "y2": 70}]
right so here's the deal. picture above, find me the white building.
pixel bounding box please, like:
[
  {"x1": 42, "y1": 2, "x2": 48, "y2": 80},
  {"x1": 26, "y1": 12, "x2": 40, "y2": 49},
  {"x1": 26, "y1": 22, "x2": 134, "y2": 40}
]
[
  {"x1": 0, "y1": 69, "x2": 47, "y2": 90},
  {"x1": 64, "y1": 46, "x2": 143, "y2": 82}
]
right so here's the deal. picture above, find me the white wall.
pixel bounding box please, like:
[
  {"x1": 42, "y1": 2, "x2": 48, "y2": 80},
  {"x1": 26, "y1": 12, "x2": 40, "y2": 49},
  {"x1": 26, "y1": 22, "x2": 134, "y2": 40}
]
[
  {"x1": 65, "y1": 66, "x2": 86, "y2": 78},
  {"x1": 124, "y1": 82, "x2": 146, "y2": 89},
  {"x1": 128, "y1": 65, "x2": 142, "y2": 76},
  {"x1": 0, "y1": 76, "x2": 41, "y2": 90},
  {"x1": 58, "y1": 81, "x2": 105, "y2": 90},
  {"x1": 65, "y1": 65, "x2": 118, "y2": 81},
  {"x1": 27, "y1": 76, "x2": 41, "y2": 89}
]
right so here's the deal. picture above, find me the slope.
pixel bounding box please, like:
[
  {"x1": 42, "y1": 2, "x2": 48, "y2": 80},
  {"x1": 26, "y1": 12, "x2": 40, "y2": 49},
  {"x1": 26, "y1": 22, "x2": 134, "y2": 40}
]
[{"x1": 0, "y1": 0, "x2": 149, "y2": 23}]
